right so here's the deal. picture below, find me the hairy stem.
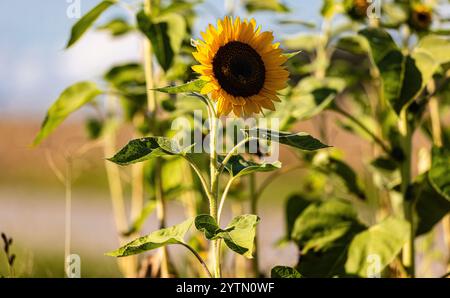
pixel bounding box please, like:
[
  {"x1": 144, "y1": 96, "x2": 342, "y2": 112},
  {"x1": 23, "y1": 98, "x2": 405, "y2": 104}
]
[{"x1": 249, "y1": 173, "x2": 260, "y2": 277}]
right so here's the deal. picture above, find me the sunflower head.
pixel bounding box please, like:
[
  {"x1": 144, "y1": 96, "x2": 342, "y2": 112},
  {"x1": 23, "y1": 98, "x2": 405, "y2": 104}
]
[
  {"x1": 409, "y1": 3, "x2": 432, "y2": 31},
  {"x1": 345, "y1": 0, "x2": 370, "y2": 20},
  {"x1": 192, "y1": 17, "x2": 289, "y2": 117}
]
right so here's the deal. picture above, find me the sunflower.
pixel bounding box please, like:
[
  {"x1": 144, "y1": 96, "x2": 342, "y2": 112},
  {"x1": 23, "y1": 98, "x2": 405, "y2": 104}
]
[
  {"x1": 191, "y1": 17, "x2": 289, "y2": 117},
  {"x1": 345, "y1": 0, "x2": 370, "y2": 20},
  {"x1": 409, "y1": 3, "x2": 432, "y2": 31}
]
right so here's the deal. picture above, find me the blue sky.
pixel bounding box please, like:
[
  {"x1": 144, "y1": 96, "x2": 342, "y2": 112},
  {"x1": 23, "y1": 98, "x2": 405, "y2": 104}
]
[{"x1": 0, "y1": 0, "x2": 321, "y2": 118}]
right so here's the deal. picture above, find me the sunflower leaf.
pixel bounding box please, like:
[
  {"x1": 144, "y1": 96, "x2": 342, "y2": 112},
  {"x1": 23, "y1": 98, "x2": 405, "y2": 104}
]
[
  {"x1": 108, "y1": 137, "x2": 193, "y2": 165},
  {"x1": 244, "y1": 128, "x2": 330, "y2": 151},
  {"x1": 66, "y1": 0, "x2": 117, "y2": 48},
  {"x1": 271, "y1": 266, "x2": 302, "y2": 278},
  {"x1": 33, "y1": 81, "x2": 102, "y2": 146},
  {"x1": 154, "y1": 79, "x2": 207, "y2": 94},
  {"x1": 106, "y1": 218, "x2": 193, "y2": 257},
  {"x1": 218, "y1": 155, "x2": 281, "y2": 178}
]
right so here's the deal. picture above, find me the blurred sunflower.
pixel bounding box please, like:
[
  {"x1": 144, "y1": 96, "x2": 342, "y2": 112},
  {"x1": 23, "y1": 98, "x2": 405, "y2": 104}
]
[
  {"x1": 409, "y1": 3, "x2": 432, "y2": 31},
  {"x1": 345, "y1": 0, "x2": 370, "y2": 20},
  {"x1": 192, "y1": 17, "x2": 289, "y2": 117}
]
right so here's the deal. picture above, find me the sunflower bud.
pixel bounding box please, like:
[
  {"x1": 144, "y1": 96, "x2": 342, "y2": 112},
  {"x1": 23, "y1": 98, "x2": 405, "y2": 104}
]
[
  {"x1": 409, "y1": 4, "x2": 432, "y2": 31},
  {"x1": 345, "y1": 0, "x2": 370, "y2": 20}
]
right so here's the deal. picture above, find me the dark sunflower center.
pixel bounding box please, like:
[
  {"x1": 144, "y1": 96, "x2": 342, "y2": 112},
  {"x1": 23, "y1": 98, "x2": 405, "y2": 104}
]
[
  {"x1": 212, "y1": 41, "x2": 265, "y2": 97},
  {"x1": 417, "y1": 11, "x2": 430, "y2": 23}
]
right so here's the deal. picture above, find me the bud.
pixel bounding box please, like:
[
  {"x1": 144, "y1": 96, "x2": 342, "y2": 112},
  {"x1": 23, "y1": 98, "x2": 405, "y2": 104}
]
[{"x1": 345, "y1": 0, "x2": 370, "y2": 20}]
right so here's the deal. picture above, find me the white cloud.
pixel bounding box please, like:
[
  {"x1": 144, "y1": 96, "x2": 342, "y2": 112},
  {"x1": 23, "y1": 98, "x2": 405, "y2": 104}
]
[{"x1": 57, "y1": 31, "x2": 142, "y2": 80}]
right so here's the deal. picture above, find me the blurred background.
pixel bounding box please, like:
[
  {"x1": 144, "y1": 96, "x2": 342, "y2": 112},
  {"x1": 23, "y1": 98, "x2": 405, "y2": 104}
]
[{"x1": 0, "y1": 0, "x2": 449, "y2": 277}]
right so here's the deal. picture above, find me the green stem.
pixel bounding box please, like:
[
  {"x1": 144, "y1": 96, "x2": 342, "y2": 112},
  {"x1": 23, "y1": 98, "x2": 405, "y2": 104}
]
[
  {"x1": 399, "y1": 109, "x2": 415, "y2": 278},
  {"x1": 178, "y1": 242, "x2": 213, "y2": 278},
  {"x1": 217, "y1": 177, "x2": 235, "y2": 225},
  {"x1": 216, "y1": 137, "x2": 255, "y2": 178},
  {"x1": 249, "y1": 173, "x2": 259, "y2": 277}
]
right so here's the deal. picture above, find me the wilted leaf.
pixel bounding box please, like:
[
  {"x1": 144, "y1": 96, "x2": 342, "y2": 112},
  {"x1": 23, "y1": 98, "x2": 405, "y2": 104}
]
[
  {"x1": 106, "y1": 218, "x2": 193, "y2": 257},
  {"x1": 33, "y1": 82, "x2": 102, "y2": 146},
  {"x1": 66, "y1": 0, "x2": 116, "y2": 48},
  {"x1": 271, "y1": 266, "x2": 302, "y2": 278},
  {"x1": 345, "y1": 217, "x2": 409, "y2": 277}
]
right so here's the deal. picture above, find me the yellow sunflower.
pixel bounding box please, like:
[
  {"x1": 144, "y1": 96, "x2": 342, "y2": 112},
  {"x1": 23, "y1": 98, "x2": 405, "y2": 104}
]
[{"x1": 192, "y1": 17, "x2": 289, "y2": 117}]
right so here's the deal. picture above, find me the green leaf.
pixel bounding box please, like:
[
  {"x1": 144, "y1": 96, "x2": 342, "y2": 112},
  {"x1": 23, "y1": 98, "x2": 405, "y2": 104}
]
[
  {"x1": 316, "y1": 157, "x2": 365, "y2": 199},
  {"x1": 292, "y1": 199, "x2": 366, "y2": 277},
  {"x1": 271, "y1": 266, "x2": 302, "y2": 278},
  {"x1": 108, "y1": 137, "x2": 192, "y2": 166},
  {"x1": 415, "y1": 35, "x2": 450, "y2": 64},
  {"x1": 122, "y1": 200, "x2": 157, "y2": 237},
  {"x1": 106, "y1": 218, "x2": 193, "y2": 257},
  {"x1": 415, "y1": 147, "x2": 450, "y2": 235},
  {"x1": 137, "y1": 10, "x2": 186, "y2": 71},
  {"x1": 97, "y1": 18, "x2": 133, "y2": 36},
  {"x1": 222, "y1": 215, "x2": 260, "y2": 258},
  {"x1": 104, "y1": 63, "x2": 146, "y2": 93},
  {"x1": 321, "y1": 0, "x2": 338, "y2": 19},
  {"x1": 283, "y1": 51, "x2": 302, "y2": 60},
  {"x1": 194, "y1": 214, "x2": 232, "y2": 240},
  {"x1": 245, "y1": 128, "x2": 330, "y2": 151},
  {"x1": 33, "y1": 82, "x2": 102, "y2": 146},
  {"x1": 285, "y1": 194, "x2": 315, "y2": 240},
  {"x1": 245, "y1": 0, "x2": 290, "y2": 13},
  {"x1": 283, "y1": 34, "x2": 321, "y2": 52},
  {"x1": 218, "y1": 155, "x2": 281, "y2": 178},
  {"x1": 66, "y1": 0, "x2": 116, "y2": 48},
  {"x1": 290, "y1": 77, "x2": 346, "y2": 121},
  {"x1": 358, "y1": 28, "x2": 439, "y2": 114},
  {"x1": 345, "y1": 217, "x2": 409, "y2": 277},
  {"x1": 155, "y1": 79, "x2": 207, "y2": 94},
  {"x1": 195, "y1": 214, "x2": 260, "y2": 258}
]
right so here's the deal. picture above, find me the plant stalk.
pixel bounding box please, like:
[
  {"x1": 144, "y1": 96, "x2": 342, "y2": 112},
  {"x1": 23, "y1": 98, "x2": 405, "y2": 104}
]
[
  {"x1": 399, "y1": 109, "x2": 415, "y2": 278},
  {"x1": 249, "y1": 173, "x2": 260, "y2": 277}
]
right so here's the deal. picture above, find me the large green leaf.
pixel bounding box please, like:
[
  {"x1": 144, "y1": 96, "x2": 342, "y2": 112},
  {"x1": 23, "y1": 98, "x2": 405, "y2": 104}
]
[
  {"x1": 285, "y1": 194, "x2": 315, "y2": 240},
  {"x1": 219, "y1": 155, "x2": 281, "y2": 178},
  {"x1": 358, "y1": 28, "x2": 439, "y2": 114},
  {"x1": 106, "y1": 218, "x2": 193, "y2": 257},
  {"x1": 415, "y1": 35, "x2": 450, "y2": 64},
  {"x1": 137, "y1": 10, "x2": 186, "y2": 71},
  {"x1": 345, "y1": 217, "x2": 409, "y2": 277},
  {"x1": 66, "y1": 0, "x2": 116, "y2": 48},
  {"x1": 33, "y1": 82, "x2": 102, "y2": 146},
  {"x1": 195, "y1": 214, "x2": 260, "y2": 258},
  {"x1": 292, "y1": 199, "x2": 366, "y2": 277},
  {"x1": 271, "y1": 266, "x2": 302, "y2": 278},
  {"x1": 245, "y1": 128, "x2": 330, "y2": 151},
  {"x1": 415, "y1": 147, "x2": 450, "y2": 235},
  {"x1": 155, "y1": 79, "x2": 207, "y2": 94},
  {"x1": 108, "y1": 137, "x2": 193, "y2": 165}
]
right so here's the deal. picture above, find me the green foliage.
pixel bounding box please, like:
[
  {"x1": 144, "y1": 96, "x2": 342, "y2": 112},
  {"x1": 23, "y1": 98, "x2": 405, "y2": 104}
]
[
  {"x1": 33, "y1": 81, "x2": 102, "y2": 146},
  {"x1": 66, "y1": 0, "x2": 117, "y2": 48},
  {"x1": 345, "y1": 217, "x2": 410, "y2": 277},
  {"x1": 415, "y1": 147, "x2": 450, "y2": 235},
  {"x1": 244, "y1": 0, "x2": 290, "y2": 13},
  {"x1": 97, "y1": 18, "x2": 133, "y2": 36},
  {"x1": 271, "y1": 266, "x2": 302, "y2": 278},
  {"x1": 137, "y1": 10, "x2": 186, "y2": 71},
  {"x1": 155, "y1": 79, "x2": 206, "y2": 94},
  {"x1": 245, "y1": 128, "x2": 330, "y2": 151},
  {"x1": 219, "y1": 155, "x2": 281, "y2": 178},
  {"x1": 285, "y1": 194, "x2": 315, "y2": 240},
  {"x1": 106, "y1": 218, "x2": 193, "y2": 257},
  {"x1": 195, "y1": 214, "x2": 260, "y2": 258},
  {"x1": 122, "y1": 200, "x2": 157, "y2": 237},
  {"x1": 108, "y1": 137, "x2": 193, "y2": 165},
  {"x1": 292, "y1": 199, "x2": 365, "y2": 277}
]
